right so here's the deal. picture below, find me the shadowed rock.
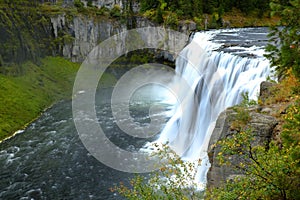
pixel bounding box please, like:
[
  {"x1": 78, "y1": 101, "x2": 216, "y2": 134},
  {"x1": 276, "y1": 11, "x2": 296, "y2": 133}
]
[{"x1": 207, "y1": 107, "x2": 278, "y2": 188}]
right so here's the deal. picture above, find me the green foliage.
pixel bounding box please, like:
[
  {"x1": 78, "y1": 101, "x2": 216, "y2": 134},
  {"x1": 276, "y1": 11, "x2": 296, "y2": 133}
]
[
  {"x1": 74, "y1": 0, "x2": 84, "y2": 8},
  {"x1": 138, "y1": 0, "x2": 272, "y2": 28},
  {"x1": 96, "y1": 6, "x2": 110, "y2": 16},
  {"x1": 266, "y1": 0, "x2": 300, "y2": 80},
  {"x1": 230, "y1": 106, "x2": 251, "y2": 130},
  {"x1": 110, "y1": 5, "x2": 122, "y2": 18},
  {"x1": 113, "y1": 144, "x2": 204, "y2": 200},
  {"x1": 140, "y1": 0, "x2": 159, "y2": 12},
  {"x1": 281, "y1": 100, "x2": 300, "y2": 161},
  {"x1": 0, "y1": 0, "x2": 53, "y2": 66},
  {"x1": 240, "y1": 92, "x2": 257, "y2": 107},
  {"x1": 164, "y1": 12, "x2": 178, "y2": 28},
  {"x1": 155, "y1": 6, "x2": 164, "y2": 23},
  {"x1": 193, "y1": 17, "x2": 203, "y2": 29},
  {"x1": 230, "y1": 92, "x2": 257, "y2": 130},
  {"x1": 207, "y1": 122, "x2": 300, "y2": 199},
  {"x1": 87, "y1": 0, "x2": 93, "y2": 7},
  {"x1": 206, "y1": 94, "x2": 300, "y2": 199},
  {"x1": 262, "y1": 73, "x2": 299, "y2": 105}
]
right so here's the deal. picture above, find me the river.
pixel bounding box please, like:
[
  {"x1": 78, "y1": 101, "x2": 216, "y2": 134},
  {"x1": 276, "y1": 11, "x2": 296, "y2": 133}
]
[{"x1": 0, "y1": 27, "x2": 270, "y2": 199}]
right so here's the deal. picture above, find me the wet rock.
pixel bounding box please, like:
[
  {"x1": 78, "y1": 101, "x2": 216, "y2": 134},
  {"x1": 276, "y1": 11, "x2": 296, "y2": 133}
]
[{"x1": 26, "y1": 188, "x2": 43, "y2": 199}]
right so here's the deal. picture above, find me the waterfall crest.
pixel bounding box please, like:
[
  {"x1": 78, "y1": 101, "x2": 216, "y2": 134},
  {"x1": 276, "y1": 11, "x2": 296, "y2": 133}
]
[{"x1": 156, "y1": 30, "x2": 270, "y2": 188}]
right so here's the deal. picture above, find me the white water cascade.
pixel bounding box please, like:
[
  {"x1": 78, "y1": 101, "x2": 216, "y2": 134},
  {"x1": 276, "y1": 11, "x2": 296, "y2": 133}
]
[{"x1": 156, "y1": 29, "x2": 271, "y2": 189}]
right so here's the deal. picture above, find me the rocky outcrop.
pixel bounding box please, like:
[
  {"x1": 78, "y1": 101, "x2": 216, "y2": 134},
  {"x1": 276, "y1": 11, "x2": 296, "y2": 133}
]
[
  {"x1": 47, "y1": 1, "x2": 198, "y2": 63},
  {"x1": 178, "y1": 20, "x2": 197, "y2": 33},
  {"x1": 207, "y1": 107, "x2": 278, "y2": 188},
  {"x1": 81, "y1": 0, "x2": 123, "y2": 9},
  {"x1": 0, "y1": 1, "x2": 195, "y2": 69},
  {"x1": 50, "y1": 14, "x2": 197, "y2": 62},
  {"x1": 259, "y1": 81, "x2": 276, "y2": 103},
  {"x1": 51, "y1": 15, "x2": 151, "y2": 62}
]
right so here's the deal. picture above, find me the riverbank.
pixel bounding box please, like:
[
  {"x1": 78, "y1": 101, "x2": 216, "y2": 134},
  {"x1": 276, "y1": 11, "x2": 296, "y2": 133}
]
[{"x1": 0, "y1": 57, "x2": 79, "y2": 141}]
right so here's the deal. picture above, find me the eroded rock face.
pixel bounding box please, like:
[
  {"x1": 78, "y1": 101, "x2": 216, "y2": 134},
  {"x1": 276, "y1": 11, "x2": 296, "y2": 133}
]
[
  {"x1": 51, "y1": 15, "x2": 142, "y2": 62},
  {"x1": 259, "y1": 81, "x2": 276, "y2": 103},
  {"x1": 81, "y1": 0, "x2": 123, "y2": 9},
  {"x1": 51, "y1": 15, "x2": 194, "y2": 65},
  {"x1": 50, "y1": 14, "x2": 197, "y2": 62},
  {"x1": 207, "y1": 107, "x2": 278, "y2": 188}
]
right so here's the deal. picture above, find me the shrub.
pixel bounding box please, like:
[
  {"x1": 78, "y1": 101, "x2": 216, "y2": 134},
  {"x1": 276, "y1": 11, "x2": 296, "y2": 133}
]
[
  {"x1": 207, "y1": 120, "x2": 300, "y2": 199},
  {"x1": 263, "y1": 73, "x2": 299, "y2": 105},
  {"x1": 87, "y1": 0, "x2": 93, "y2": 7},
  {"x1": 164, "y1": 12, "x2": 178, "y2": 29},
  {"x1": 110, "y1": 5, "x2": 122, "y2": 18},
  {"x1": 74, "y1": 0, "x2": 84, "y2": 9},
  {"x1": 206, "y1": 95, "x2": 300, "y2": 200},
  {"x1": 112, "y1": 144, "x2": 204, "y2": 199},
  {"x1": 266, "y1": 0, "x2": 300, "y2": 81}
]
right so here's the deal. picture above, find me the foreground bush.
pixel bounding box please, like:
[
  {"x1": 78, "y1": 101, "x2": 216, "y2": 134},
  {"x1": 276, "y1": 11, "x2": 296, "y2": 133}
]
[{"x1": 112, "y1": 144, "x2": 204, "y2": 200}]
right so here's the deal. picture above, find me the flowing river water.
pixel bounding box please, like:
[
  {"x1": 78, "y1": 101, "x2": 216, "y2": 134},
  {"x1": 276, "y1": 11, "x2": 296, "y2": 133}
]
[{"x1": 0, "y1": 27, "x2": 270, "y2": 199}]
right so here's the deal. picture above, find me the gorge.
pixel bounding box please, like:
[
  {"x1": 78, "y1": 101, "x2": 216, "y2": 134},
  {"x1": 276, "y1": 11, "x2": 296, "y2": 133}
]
[
  {"x1": 1, "y1": 0, "x2": 300, "y2": 199},
  {"x1": 0, "y1": 27, "x2": 273, "y2": 199}
]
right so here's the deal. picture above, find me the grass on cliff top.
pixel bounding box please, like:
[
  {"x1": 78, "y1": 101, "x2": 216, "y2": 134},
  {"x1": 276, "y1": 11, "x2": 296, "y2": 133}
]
[{"x1": 0, "y1": 57, "x2": 79, "y2": 141}]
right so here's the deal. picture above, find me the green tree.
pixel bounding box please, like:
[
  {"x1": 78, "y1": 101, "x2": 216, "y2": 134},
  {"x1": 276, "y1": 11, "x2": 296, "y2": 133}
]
[
  {"x1": 203, "y1": 0, "x2": 218, "y2": 14},
  {"x1": 253, "y1": 0, "x2": 270, "y2": 17},
  {"x1": 155, "y1": 6, "x2": 164, "y2": 23},
  {"x1": 74, "y1": 0, "x2": 84, "y2": 8},
  {"x1": 140, "y1": 0, "x2": 159, "y2": 12},
  {"x1": 266, "y1": 0, "x2": 300, "y2": 80},
  {"x1": 192, "y1": 0, "x2": 203, "y2": 17},
  {"x1": 238, "y1": 0, "x2": 254, "y2": 14}
]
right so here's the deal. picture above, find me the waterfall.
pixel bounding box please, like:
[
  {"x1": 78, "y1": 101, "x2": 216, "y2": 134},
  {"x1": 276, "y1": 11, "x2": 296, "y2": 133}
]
[{"x1": 156, "y1": 30, "x2": 270, "y2": 189}]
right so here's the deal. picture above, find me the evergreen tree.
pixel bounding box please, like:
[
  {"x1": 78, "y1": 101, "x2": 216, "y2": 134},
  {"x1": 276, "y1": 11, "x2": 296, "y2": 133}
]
[
  {"x1": 192, "y1": 0, "x2": 203, "y2": 17},
  {"x1": 140, "y1": 0, "x2": 159, "y2": 11},
  {"x1": 266, "y1": 0, "x2": 300, "y2": 80}
]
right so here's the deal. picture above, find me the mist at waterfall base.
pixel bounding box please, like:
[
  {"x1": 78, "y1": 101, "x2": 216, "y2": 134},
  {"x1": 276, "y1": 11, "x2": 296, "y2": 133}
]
[{"x1": 0, "y1": 27, "x2": 270, "y2": 199}]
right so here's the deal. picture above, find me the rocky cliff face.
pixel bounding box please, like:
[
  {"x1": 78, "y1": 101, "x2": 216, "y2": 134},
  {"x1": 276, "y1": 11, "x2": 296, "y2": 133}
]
[
  {"x1": 49, "y1": 1, "x2": 197, "y2": 63},
  {"x1": 50, "y1": 14, "x2": 196, "y2": 63},
  {"x1": 0, "y1": 1, "x2": 195, "y2": 66},
  {"x1": 207, "y1": 106, "x2": 278, "y2": 188},
  {"x1": 80, "y1": 0, "x2": 122, "y2": 9},
  {"x1": 51, "y1": 15, "x2": 157, "y2": 62}
]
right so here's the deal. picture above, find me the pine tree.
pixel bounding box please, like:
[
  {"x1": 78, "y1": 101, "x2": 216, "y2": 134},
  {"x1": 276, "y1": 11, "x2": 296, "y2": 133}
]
[{"x1": 266, "y1": 0, "x2": 300, "y2": 80}]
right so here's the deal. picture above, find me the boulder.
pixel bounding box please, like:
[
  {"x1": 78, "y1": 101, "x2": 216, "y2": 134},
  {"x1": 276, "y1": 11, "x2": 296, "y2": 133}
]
[
  {"x1": 259, "y1": 81, "x2": 276, "y2": 103},
  {"x1": 207, "y1": 107, "x2": 278, "y2": 188}
]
